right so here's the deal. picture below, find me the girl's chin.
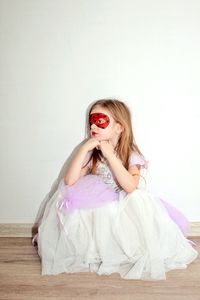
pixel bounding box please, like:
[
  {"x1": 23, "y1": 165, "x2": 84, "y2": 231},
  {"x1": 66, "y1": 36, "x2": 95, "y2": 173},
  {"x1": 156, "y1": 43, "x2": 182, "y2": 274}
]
[{"x1": 91, "y1": 133, "x2": 100, "y2": 138}]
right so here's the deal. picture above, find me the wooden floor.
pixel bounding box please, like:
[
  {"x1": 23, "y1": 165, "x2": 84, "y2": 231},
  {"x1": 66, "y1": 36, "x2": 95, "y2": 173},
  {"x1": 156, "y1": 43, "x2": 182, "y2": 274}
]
[{"x1": 0, "y1": 237, "x2": 199, "y2": 300}]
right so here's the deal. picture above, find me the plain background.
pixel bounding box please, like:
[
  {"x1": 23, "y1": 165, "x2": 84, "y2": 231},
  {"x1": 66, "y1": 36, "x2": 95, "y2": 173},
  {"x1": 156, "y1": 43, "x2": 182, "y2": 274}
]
[{"x1": 0, "y1": 0, "x2": 200, "y2": 223}]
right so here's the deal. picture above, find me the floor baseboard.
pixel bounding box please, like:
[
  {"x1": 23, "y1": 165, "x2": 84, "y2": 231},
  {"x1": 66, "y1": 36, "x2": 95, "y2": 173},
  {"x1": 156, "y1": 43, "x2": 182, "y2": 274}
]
[
  {"x1": 0, "y1": 222, "x2": 200, "y2": 237},
  {"x1": 0, "y1": 223, "x2": 34, "y2": 237}
]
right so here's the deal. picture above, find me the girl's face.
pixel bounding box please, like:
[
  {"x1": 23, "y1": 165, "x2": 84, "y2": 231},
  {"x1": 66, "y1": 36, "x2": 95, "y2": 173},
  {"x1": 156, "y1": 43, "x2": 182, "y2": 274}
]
[{"x1": 89, "y1": 105, "x2": 122, "y2": 146}]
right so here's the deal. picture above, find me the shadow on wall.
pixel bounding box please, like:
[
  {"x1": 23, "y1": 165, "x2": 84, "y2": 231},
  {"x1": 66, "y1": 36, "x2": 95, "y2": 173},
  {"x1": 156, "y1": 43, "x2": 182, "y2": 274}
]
[
  {"x1": 32, "y1": 102, "x2": 92, "y2": 236},
  {"x1": 32, "y1": 139, "x2": 87, "y2": 237}
]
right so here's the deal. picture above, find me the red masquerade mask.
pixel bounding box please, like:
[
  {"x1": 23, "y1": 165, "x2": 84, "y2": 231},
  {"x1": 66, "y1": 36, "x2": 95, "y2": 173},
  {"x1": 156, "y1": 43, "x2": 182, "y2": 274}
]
[{"x1": 89, "y1": 113, "x2": 110, "y2": 129}]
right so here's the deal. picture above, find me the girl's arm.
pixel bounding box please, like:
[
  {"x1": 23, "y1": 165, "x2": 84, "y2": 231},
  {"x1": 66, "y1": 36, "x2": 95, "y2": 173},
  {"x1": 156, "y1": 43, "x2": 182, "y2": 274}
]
[
  {"x1": 64, "y1": 138, "x2": 100, "y2": 186},
  {"x1": 64, "y1": 147, "x2": 89, "y2": 186},
  {"x1": 106, "y1": 153, "x2": 140, "y2": 193}
]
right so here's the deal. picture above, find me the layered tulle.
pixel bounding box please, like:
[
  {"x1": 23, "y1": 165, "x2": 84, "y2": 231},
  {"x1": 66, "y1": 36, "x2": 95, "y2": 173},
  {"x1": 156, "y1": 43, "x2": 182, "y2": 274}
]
[
  {"x1": 34, "y1": 151, "x2": 198, "y2": 280},
  {"x1": 36, "y1": 178, "x2": 198, "y2": 280},
  {"x1": 159, "y1": 198, "x2": 190, "y2": 237}
]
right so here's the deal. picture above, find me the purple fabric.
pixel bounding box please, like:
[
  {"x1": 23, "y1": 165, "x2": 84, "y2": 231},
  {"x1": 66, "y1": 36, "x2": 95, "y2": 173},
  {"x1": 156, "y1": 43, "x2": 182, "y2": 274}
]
[
  {"x1": 32, "y1": 196, "x2": 191, "y2": 246},
  {"x1": 129, "y1": 151, "x2": 149, "y2": 169},
  {"x1": 58, "y1": 174, "x2": 119, "y2": 213},
  {"x1": 160, "y1": 198, "x2": 189, "y2": 237}
]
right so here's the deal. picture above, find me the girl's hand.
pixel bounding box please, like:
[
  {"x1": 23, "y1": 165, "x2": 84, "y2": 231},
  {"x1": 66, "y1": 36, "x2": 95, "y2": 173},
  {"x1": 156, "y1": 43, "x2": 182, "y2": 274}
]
[
  {"x1": 99, "y1": 140, "x2": 115, "y2": 159},
  {"x1": 82, "y1": 138, "x2": 100, "y2": 152}
]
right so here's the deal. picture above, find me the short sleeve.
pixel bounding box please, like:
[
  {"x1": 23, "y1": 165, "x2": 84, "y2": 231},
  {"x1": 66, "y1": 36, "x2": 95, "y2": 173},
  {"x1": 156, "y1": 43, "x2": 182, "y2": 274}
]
[{"x1": 128, "y1": 151, "x2": 149, "y2": 169}]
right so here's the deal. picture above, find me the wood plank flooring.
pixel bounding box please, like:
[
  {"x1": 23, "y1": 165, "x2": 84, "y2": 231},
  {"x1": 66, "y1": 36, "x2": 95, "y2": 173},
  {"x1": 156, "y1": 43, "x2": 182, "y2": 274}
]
[{"x1": 0, "y1": 237, "x2": 199, "y2": 300}]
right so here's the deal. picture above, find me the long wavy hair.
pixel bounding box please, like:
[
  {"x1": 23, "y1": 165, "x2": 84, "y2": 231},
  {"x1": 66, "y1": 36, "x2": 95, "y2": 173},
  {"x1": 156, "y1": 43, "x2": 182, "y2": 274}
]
[{"x1": 84, "y1": 98, "x2": 147, "y2": 174}]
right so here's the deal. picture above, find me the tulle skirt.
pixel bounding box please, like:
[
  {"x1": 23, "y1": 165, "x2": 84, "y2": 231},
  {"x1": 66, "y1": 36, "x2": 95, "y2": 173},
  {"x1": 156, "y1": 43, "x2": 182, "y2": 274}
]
[{"x1": 35, "y1": 179, "x2": 198, "y2": 280}]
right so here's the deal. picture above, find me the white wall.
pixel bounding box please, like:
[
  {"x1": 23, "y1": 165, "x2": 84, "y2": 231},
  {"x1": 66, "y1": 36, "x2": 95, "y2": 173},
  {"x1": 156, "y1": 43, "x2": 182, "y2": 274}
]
[{"x1": 0, "y1": 0, "x2": 200, "y2": 223}]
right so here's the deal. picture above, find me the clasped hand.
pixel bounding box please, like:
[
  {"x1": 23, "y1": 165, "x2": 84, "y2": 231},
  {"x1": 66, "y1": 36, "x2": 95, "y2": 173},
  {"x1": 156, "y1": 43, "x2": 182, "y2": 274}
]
[
  {"x1": 96, "y1": 140, "x2": 115, "y2": 158},
  {"x1": 83, "y1": 138, "x2": 115, "y2": 158}
]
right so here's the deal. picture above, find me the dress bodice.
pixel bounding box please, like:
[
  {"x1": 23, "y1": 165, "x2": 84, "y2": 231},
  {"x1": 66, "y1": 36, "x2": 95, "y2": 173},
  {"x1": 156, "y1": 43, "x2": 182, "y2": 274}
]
[{"x1": 95, "y1": 159, "x2": 122, "y2": 192}]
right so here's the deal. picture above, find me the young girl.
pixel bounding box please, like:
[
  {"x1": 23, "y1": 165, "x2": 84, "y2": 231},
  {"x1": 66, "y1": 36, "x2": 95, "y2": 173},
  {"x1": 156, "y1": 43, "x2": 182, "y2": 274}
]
[{"x1": 33, "y1": 98, "x2": 198, "y2": 280}]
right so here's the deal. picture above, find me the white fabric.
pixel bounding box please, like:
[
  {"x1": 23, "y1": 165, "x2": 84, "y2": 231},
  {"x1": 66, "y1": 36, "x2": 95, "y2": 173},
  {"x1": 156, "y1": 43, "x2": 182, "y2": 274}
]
[{"x1": 37, "y1": 152, "x2": 198, "y2": 280}]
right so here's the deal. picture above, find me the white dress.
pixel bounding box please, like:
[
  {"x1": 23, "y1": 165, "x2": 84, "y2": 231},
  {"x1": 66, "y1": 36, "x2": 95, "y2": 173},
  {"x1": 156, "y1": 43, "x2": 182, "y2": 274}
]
[{"x1": 35, "y1": 151, "x2": 198, "y2": 280}]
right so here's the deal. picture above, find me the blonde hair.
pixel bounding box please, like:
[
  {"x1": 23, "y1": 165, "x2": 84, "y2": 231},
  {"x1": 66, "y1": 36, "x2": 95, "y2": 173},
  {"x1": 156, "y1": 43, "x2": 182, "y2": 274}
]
[{"x1": 85, "y1": 98, "x2": 147, "y2": 174}]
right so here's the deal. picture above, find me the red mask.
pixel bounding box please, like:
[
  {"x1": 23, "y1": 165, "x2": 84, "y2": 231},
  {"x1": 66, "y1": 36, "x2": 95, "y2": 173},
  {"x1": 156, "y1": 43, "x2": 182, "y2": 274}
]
[{"x1": 89, "y1": 113, "x2": 110, "y2": 129}]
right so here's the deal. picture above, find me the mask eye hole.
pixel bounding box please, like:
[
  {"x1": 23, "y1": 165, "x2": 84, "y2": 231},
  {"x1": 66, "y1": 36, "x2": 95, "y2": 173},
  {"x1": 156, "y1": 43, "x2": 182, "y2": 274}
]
[{"x1": 98, "y1": 118, "x2": 106, "y2": 124}]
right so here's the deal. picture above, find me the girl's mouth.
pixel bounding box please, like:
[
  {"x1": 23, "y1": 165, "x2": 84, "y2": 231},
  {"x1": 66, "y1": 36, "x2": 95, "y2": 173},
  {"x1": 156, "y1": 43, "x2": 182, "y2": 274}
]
[{"x1": 91, "y1": 131, "x2": 98, "y2": 137}]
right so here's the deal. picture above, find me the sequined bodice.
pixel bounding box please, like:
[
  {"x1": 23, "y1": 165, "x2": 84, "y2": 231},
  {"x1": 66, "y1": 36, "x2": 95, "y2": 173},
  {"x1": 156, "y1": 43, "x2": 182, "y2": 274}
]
[{"x1": 95, "y1": 159, "x2": 122, "y2": 192}]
